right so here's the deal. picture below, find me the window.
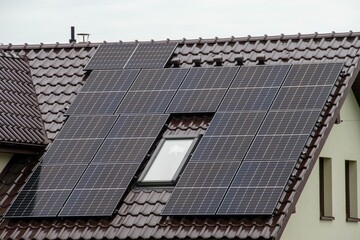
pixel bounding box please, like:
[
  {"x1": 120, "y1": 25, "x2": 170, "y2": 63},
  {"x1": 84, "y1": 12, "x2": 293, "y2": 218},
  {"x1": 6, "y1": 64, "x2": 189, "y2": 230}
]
[
  {"x1": 345, "y1": 160, "x2": 358, "y2": 221},
  {"x1": 139, "y1": 137, "x2": 197, "y2": 184},
  {"x1": 319, "y1": 157, "x2": 334, "y2": 220}
]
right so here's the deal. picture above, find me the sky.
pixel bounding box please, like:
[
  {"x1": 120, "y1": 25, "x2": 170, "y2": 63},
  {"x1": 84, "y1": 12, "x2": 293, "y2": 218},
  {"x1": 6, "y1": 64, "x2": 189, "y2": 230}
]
[{"x1": 1, "y1": 0, "x2": 359, "y2": 44}]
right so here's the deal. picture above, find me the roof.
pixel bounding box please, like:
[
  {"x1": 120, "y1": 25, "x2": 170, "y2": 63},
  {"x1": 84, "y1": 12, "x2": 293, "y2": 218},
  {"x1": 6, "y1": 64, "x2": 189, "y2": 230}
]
[
  {"x1": 0, "y1": 31, "x2": 360, "y2": 240},
  {"x1": 0, "y1": 51, "x2": 47, "y2": 147},
  {"x1": 0, "y1": 43, "x2": 98, "y2": 140}
]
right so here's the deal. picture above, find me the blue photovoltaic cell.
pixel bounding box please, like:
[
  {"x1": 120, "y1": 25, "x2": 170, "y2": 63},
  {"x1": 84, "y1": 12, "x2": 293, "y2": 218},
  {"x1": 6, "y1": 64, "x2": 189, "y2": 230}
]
[
  {"x1": 176, "y1": 162, "x2": 239, "y2": 188},
  {"x1": 206, "y1": 112, "x2": 266, "y2": 136},
  {"x1": 271, "y1": 86, "x2": 333, "y2": 110},
  {"x1": 92, "y1": 138, "x2": 155, "y2": 164},
  {"x1": 282, "y1": 62, "x2": 343, "y2": 86},
  {"x1": 75, "y1": 163, "x2": 139, "y2": 189},
  {"x1": 40, "y1": 139, "x2": 103, "y2": 165},
  {"x1": 56, "y1": 115, "x2": 118, "y2": 140},
  {"x1": 162, "y1": 188, "x2": 228, "y2": 215},
  {"x1": 230, "y1": 65, "x2": 290, "y2": 88},
  {"x1": 59, "y1": 189, "x2": 126, "y2": 217},
  {"x1": 6, "y1": 190, "x2": 71, "y2": 218},
  {"x1": 258, "y1": 110, "x2": 320, "y2": 135},
  {"x1": 23, "y1": 164, "x2": 87, "y2": 191},
  {"x1": 217, "y1": 187, "x2": 284, "y2": 215},
  {"x1": 108, "y1": 114, "x2": 168, "y2": 139},
  {"x1": 66, "y1": 91, "x2": 126, "y2": 115},
  {"x1": 129, "y1": 68, "x2": 188, "y2": 91},
  {"x1": 190, "y1": 136, "x2": 253, "y2": 162},
  {"x1": 81, "y1": 69, "x2": 140, "y2": 92},
  {"x1": 124, "y1": 42, "x2": 178, "y2": 69},
  {"x1": 245, "y1": 134, "x2": 309, "y2": 161},
  {"x1": 179, "y1": 67, "x2": 239, "y2": 89},
  {"x1": 84, "y1": 43, "x2": 137, "y2": 70},
  {"x1": 219, "y1": 88, "x2": 278, "y2": 112},
  {"x1": 116, "y1": 90, "x2": 176, "y2": 114},
  {"x1": 230, "y1": 161, "x2": 295, "y2": 187},
  {"x1": 166, "y1": 89, "x2": 227, "y2": 113}
]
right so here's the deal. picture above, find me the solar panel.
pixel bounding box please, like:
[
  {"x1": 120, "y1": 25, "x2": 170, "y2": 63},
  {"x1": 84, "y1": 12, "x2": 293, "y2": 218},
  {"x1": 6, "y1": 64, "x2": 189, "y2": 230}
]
[
  {"x1": 92, "y1": 138, "x2": 155, "y2": 163},
  {"x1": 75, "y1": 163, "x2": 139, "y2": 189},
  {"x1": 166, "y1": 89, "x2": 227, "y2": 113},
  {"x1": 129, "y1": 68, "x2": 188, "y2": 91},
  {"x1": 161, "y1": 188, "x2": 227, "y2": 215},
  {"x1": 258, "y1": 110, "x2": 320, "y2": 135},
  {"x1": 230, "y1": 65, "x2": 290, "y2": 88},
  {"x1": 230, "y1": 161, "x2": 295, "y2": 187},
  {"x1": 40, "y1": 139, "x2": 103, "y2": 165},
  {"x1": 115, "y1": 90, "x2": 176, "y2": 114},
  {"x1": 271, "y1": 86, "x2": 333, "y2": 110},
  {"x1": 282, "y1": 62, "x2": 343, "y2": 86},
  {"x1": 81, "y1": 70, "x2": 140, "y2": 92},
  {"x1": 176, "y1": 162, "x2": 239, "y2": 188},
  {"x1": 6, "y1": 190, "x2": 71, "y2": 218},
  {"x1": 58, "y1": 189, "x2": 126, "y2": 217},
  {"x1": 218, "y1": 88, "x2": 278, "y2": 111},
  {"x1": 57, "y1": 115, "x2": 118, "y2": 139},
  {"x1": 206, "y1": 112, "x2": 266, "y2": 136},
  {"x1": 179, "y1": 67, "x2": 239, "y2": 89},
  {"x1": 217, "y1": 187, "x2": 283, "y2": 215},
  {"x1": 124, "y1": 42, "x2": 178, "y2": 69},
  {"x1": 190, "y1": 136, "x2": 253, "y2": 162},
  {"x1": 108, "y1": 114, "x2": 168, "y2": 138},
  {"x1": 84, "y1": 43, "x2": 137, "y2": 70},
  {"x1": 23, "y1": 164, "x2": 87, "y2": 190},
  {"x1": 245, "y1": 134, "x2": 309, "y2": 161},
  {"x1": 66, "y1": 91, "x2": 126, "y2": 115}
]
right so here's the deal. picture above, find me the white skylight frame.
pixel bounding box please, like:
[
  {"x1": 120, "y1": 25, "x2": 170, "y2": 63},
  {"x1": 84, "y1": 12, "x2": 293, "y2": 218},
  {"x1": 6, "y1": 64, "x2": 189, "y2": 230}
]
[{"x1": 138, "y1": 135, "x2": 199, "y2": 185}]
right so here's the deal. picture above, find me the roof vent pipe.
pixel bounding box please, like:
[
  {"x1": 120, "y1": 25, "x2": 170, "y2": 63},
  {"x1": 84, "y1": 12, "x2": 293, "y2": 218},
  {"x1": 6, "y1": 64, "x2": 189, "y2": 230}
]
[
  {"x1": 256, "y1": 54, "x2": 266, "y2": 65},
  {"x1": 69, "y1": 26, "x2": 76, "y2": 43}
]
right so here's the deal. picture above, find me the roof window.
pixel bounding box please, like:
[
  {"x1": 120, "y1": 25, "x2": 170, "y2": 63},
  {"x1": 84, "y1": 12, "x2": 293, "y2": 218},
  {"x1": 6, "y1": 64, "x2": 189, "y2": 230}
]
[{"x1": 139, "y1": 136, "x2": 198, "y2": 184}]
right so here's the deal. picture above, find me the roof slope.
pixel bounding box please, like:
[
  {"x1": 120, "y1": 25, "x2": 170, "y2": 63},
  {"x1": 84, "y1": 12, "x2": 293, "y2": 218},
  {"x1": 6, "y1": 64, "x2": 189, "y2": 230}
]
[
  {"x1": 0, "y1": 43, "x2": 98, "y2": 140},
  {"x1": 0, "y1": 51, "x2": 47, "y2": 145},
  {"x1": 0, "y1": 31, "x2": 360, "y2": 240}
]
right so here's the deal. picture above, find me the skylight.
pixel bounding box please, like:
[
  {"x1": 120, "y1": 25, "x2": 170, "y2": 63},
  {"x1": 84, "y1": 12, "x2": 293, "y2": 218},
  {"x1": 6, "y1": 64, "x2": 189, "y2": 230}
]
[{"x1": 141, "y1": 138, "x2": 195, "y2": 183}]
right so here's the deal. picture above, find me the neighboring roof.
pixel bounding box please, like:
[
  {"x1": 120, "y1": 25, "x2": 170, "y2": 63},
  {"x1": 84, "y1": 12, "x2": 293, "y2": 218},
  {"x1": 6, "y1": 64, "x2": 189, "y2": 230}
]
[
  {"x1": 0, "y1": 51, "x2": 47, "y2": 147},
  {"x1": 0, "y1": 43, "x2": 98, "y2": 140},
  {"x1": 0, "y1": 31, "x2": 360, "y2": 240}
]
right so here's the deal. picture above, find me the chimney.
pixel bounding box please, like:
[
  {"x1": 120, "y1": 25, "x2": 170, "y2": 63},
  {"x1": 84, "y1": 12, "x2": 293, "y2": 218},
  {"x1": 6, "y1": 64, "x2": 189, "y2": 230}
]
[{"x1": 69, "y1": 26, "x2": 76, "y2": 43}]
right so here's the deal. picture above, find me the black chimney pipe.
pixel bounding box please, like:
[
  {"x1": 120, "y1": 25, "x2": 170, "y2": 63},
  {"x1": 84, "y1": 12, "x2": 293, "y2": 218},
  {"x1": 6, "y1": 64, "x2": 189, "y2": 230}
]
[{"x1": 69, "y1": 26, "x2": 76, "y2": 43}]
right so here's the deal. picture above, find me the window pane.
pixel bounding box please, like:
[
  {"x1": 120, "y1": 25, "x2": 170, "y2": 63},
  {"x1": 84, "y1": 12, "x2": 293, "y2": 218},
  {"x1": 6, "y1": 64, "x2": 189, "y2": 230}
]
[{"x1": 143, "y1": 139, "x2": 194, "y2": 181}]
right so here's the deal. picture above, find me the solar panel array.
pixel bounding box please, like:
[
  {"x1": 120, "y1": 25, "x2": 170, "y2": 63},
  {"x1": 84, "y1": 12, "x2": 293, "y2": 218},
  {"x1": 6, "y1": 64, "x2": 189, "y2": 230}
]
[
  {"x1": 163, "y1": 65, "x2": 291, "y2": 215},
  {"x1": 163, "y1": 63, "x2": 343, "y2": 216},
  {"x1": 85, "y1": 42, "x2": 177, "y2": 70},
  {"x1": 6, "y1": 59, "x2": 344, "y2": 218},
  {"x1": 6, "y1": 115, "x2": 118, "y2": 217}
]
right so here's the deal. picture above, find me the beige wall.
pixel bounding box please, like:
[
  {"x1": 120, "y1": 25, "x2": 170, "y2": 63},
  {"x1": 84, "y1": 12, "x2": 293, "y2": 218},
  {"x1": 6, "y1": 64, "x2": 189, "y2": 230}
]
[
  {"x1": 281, "y1": 90, "x2": 360, "y2": 240},
  {"x1": 0, "y1": 152, "x2": 13, "y2": 173}
]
